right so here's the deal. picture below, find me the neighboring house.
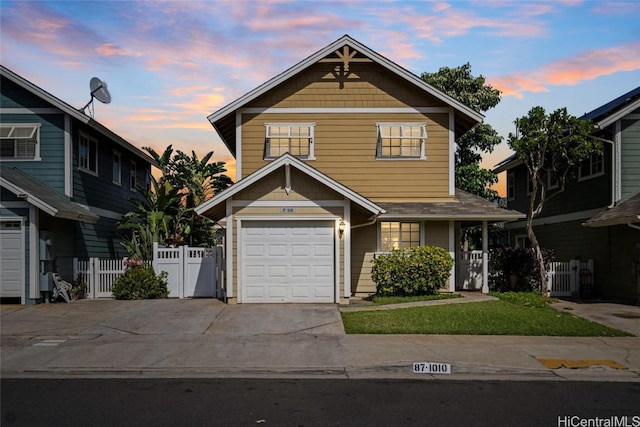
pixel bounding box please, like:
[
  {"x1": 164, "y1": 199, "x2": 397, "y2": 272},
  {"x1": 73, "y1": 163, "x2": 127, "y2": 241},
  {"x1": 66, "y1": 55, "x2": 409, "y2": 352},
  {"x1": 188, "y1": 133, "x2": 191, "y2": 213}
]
[
  {"x1": 0, "y1": 65, "x2": 155, "y2": 304},
  {"x1": 494, "y1": 86, "x2": 640, "y2": 302},
  {"x1": 195, "y1": 35, "x2": 524, "y2": 304}
]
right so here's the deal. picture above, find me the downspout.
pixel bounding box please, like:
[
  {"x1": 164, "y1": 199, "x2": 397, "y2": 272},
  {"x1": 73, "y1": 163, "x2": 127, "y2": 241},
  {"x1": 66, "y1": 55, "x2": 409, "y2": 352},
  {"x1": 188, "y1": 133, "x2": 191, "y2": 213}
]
[
  {"x1": 589, "y1": 133, "x2": 616, "y2": 208},
  {"x1": 351, "y1": 214, "x2": 380, "y2": 230},
  {"x1": 628, "y1": 216, "x2": 640, "y2": 230}
]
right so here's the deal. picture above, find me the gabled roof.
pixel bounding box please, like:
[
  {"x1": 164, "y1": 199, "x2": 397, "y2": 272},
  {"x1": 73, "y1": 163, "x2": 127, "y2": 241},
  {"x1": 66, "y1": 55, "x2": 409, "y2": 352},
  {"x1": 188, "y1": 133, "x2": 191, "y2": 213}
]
[
  {"x1": 584, "y1": 192, "x2": 640, "y2": 228},
  {"x1": 208, "y1": 35, "x2": 484, "y2": 157},
  {"x1": 195, "y1": 153, "x2": 385, "y2": 219},
  {"x1": 0, "y1": 65, "x2": 156, "y2": 166},
  {"x1": 378, "y1": 189, "x2": 525, "y2": 221},
  {"x1": 1, "y1": 167, "x2": 99, "y2": 223},
  {"x1": 581, "y1": 86, "x2": 640, "y2": 129}
]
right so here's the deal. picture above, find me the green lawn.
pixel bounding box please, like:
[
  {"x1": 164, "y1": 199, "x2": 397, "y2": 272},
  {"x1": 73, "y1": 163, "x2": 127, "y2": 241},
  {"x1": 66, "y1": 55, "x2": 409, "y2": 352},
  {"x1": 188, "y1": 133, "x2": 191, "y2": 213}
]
[{"x1": 341, "y1": 292, "x2": 630, "y2": 336}]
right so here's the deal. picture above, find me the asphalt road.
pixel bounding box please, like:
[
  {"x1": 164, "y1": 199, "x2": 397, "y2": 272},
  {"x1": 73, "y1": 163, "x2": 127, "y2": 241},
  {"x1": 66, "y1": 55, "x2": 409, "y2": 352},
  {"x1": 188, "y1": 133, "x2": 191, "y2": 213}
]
[{"x1": 2, "y1": 379, "x2": 639, "y2": 426}]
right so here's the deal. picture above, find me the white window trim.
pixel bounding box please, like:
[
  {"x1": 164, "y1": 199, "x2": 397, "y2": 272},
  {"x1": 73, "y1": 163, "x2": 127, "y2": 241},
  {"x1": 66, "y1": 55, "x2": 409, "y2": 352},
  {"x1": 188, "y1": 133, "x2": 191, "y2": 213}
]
[
  {"x1": 130, "y1": 160, "x2": 137, "y2": 191},
  {"x1": 515, "y1": 234, "x2": 529, "y2": 249},
  {"x1": 264, "y1": 122, "x2": 315, "y2": 160},
  {"x1": 78, "y1": 132, "x2": 98, "y2": 176},
  {"x1": 375, "y1": 122, "x2": 427, "y2": 160},
  {"x1": 526, "y1": 170, "x2": 533, "y2": 196},
  {"x1": 547, "y1": 169, "x2": 559, "y2": 190},
  {"x1": 112, "y1": 150, "x2": 121, "y2": 186},
  {"x1": 507, "y1": 171, "x2": 515, "y2": 201},
  {"x1": 0, "y1": 123, "x2": 41, "y2": 161},
  {"x1": 578, "y1": 153, "x2": 604, "y2": 181}
]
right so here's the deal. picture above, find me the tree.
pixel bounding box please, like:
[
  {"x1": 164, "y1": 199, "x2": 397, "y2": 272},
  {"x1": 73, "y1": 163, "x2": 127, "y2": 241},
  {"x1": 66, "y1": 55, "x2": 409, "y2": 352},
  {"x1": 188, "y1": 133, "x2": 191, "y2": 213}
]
[
  {"x1": 421, "y1": 63, "x2": 502, "y2": 200},
  {"x1": 507, "y1": 106, "x2": 597, "y2": 293},
  {"x1": 118, "y1": 146, "x2": 233, "y2": 257}
]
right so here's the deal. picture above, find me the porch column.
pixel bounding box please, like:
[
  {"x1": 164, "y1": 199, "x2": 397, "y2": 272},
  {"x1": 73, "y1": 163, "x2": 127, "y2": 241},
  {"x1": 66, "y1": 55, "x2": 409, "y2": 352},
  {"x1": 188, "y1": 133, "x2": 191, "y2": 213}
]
[{"x1": 482, "y1": 220, "x2": 489, "y2": 294}]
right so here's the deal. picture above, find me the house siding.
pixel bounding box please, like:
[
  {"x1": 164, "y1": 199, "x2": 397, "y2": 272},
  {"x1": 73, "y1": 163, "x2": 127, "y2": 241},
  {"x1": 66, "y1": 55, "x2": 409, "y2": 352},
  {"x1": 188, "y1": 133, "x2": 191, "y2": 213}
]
[
  {"x1": 351, "y1": 223, "x2": 377, "y2": 296},
  {"x1": 240, "y1": 112, "x2": 451, "y2": 200},
  {"x1": 71, "y1": 122, "x2": 147, "y2": 215},
  {"x1": 247, "y1": 62, "x2": 444, "y2": 109},
  {"x1": 507, "y1": 146, "x2": 611, "y2": 219},
  {"x1": 0, "y1": 113, "x2": 67, "y2": 194},
  {"x1": 621, "y1": 118, "x2": 640, "y2": 201},
  {"x1": 606, "y1": 225, "x2": 640, "y2": 301},
  {"x1": 75, "y1": 217, "x2": 128, "y2": 259}
]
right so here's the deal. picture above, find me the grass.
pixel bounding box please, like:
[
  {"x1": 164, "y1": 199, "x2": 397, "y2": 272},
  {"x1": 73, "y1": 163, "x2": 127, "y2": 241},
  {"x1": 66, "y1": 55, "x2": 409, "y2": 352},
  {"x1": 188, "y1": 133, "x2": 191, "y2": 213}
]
[
  {"x1": 371, "y1": 293, "x2": 461, "y2": 305},
  {"x1": 341, "y1": 292, "x2": 631, "y2": 336}
]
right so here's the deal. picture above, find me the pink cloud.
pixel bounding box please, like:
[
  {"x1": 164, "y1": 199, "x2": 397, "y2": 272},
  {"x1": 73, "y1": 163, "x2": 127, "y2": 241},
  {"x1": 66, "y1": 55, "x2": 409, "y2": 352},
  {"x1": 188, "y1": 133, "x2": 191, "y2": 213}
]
[
  {"x1": 488, "y1": 42, "x2": 640, "y2": 98},
  {"x1": 95, "y1": 43, "x2": 141, "y2": 58}
]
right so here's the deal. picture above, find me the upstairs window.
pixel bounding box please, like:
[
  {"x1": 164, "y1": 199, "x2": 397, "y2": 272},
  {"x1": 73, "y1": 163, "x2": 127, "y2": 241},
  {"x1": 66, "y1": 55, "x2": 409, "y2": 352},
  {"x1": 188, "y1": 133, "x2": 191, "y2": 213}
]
[
  {"x1": 507, "y1": 171, "x2": 515, "y2": 201},
  {"x1": 130, "y1": 160, "x2": 137, "y2": 190},
  {"x1": 79, "y1": 133, "x2": 98, "y2": 174},
  {"x1": 264, "y1": 123, "x2": 315, "y2": 160},
  {"x1": 376, "y1": 123, "x2": 426, "y2": 159},
  {"x1": 0, "y1": 123, "x2": 40, "y2": 160},
  {"x1": 579, "y1": 154, "x2": 603, "y2": 181},
  {"x1": 380, "y1": 221, "x2": 420, "y2": 251},
  {"x1": 112, "y1": 151, "x2": 121, "y2": 185}
]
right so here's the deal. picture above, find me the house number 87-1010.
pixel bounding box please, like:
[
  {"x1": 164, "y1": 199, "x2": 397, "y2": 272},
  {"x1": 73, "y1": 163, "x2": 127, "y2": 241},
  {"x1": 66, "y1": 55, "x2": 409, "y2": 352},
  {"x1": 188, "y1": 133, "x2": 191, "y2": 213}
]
[{"x1": 412, "y1": 362, "x2": 451, "y2": 374}]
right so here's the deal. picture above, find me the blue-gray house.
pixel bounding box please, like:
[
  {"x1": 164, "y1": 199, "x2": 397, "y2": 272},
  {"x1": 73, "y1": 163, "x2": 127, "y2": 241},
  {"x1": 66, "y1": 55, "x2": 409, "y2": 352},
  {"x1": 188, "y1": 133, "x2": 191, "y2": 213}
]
[
  {"x1": 0, "y1": 65, "x2": 155, "y2": 304},
  {"x1": 494, "y1": 87, "x2": 640, "y2": 302}
]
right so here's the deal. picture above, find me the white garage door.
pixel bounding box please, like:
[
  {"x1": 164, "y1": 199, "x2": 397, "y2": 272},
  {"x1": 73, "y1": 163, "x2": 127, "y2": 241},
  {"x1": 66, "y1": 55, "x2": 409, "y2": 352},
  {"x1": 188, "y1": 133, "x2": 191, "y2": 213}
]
[
  {"x1": 241, "y1": 220, "x2": 335, "y2": 303},
  {"x1": 1, "y1": 221, "x2": 24, "y2": 298}
]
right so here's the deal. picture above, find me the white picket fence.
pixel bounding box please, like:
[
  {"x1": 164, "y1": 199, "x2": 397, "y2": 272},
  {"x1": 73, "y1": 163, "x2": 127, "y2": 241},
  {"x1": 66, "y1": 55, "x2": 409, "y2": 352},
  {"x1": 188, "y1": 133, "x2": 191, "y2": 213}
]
[
  {"x1": 73, "y1": 244, "x2": 223, "y2": 299},
  {"x1": 547, "y1": 259, "x2": 594, "y2": 297}
]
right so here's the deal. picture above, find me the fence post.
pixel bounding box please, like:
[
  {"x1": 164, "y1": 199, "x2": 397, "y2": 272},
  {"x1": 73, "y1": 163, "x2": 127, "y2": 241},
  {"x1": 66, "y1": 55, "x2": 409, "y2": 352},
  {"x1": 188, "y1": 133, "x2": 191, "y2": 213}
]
[
  {"x1": 569, "y1": 259, "x2": 578, "y2": 294},
  {"x1": 152, "y1": 242, "x2": 159, "y2": 276}
]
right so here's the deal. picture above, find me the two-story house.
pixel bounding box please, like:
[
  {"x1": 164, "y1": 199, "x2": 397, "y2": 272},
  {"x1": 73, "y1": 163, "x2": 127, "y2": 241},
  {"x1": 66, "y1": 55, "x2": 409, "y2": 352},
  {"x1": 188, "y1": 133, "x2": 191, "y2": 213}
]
[
  {"x1": 195, "y1": 35, "x2": 524, "y2": 304},
  {"x1": 0, "y1": 65, "x2": 155, "y2": 304},
  {"x1": 494, "y1": 86, "x2": 640, "y2": 302}
]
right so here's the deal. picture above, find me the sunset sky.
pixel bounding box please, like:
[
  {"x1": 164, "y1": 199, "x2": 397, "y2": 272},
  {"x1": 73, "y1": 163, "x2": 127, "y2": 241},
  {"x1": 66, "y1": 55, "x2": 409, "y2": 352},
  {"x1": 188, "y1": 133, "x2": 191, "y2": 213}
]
[{"x1": 2, "y1": 0, "x2": 639, "y2": 195}]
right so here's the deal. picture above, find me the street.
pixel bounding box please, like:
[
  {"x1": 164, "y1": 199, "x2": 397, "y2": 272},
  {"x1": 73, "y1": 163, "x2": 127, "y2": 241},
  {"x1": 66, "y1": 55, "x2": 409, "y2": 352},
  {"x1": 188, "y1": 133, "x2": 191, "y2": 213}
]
[{"x1": 2, "y1": 379, "x2": 639, "y2": 426}]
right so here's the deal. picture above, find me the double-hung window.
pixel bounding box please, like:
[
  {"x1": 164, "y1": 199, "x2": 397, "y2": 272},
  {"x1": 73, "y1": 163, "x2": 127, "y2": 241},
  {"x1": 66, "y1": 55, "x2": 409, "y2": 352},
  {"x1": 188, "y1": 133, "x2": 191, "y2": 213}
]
[
  {"x1": 264, "y1": 123, "x2": 315, "y2": 160},
  {"x1": 79, "y1": 133, "x2": 98, "y2": 174},
  {"x1": 112, "y1": 151, "x2": 122, "y2": 185},
  {"x1": 130, "y1": 160, "x2": 137, "y2": 190},
  {"x1": 0, "y1": 123, "x2": 40, "y2": 160},
  {"x1": 578, "y1": 153, "x2": 603, "y2": 180},
  {"x1": 380, "y1": 221, "x2": 420, "y2": 251},
  {"x1": 506, "y1": 171, "x2": 515, "y2": 201},
  {"x1": 376, "y1": 123, "x2": 426, "y2": 159}
]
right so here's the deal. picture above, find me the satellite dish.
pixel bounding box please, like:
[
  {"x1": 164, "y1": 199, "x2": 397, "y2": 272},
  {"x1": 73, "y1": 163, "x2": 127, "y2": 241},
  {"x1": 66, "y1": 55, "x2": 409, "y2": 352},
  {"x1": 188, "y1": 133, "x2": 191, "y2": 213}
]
[
  {"x1": 81, "y1": 77, "x2": 111, "y2": 116},
  {"x1": 90, "y1": 77, "x2": 111, "y2": 104}
]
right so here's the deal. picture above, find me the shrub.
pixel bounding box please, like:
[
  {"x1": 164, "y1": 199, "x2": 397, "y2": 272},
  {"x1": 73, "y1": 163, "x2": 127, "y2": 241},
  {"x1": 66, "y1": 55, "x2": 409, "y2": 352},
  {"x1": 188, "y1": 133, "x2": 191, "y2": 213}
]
[
  {"x1": 371, "y1": 246, "x2": 454, "y2": 297},
  {"x1": 489, "y1": 247, "x2": 555, "y2": 293},
  {"x1": 111, "y1": 265, "x2": 169, "y2": 300}
]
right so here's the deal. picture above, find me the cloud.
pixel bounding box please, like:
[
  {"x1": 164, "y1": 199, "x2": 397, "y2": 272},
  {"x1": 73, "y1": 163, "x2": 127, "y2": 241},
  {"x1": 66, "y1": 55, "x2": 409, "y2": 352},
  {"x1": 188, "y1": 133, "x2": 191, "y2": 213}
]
[
  {"x1": 488, "y1": 42, "x2": 640, "y2": 98},
  {"x1": 591, "y1": 1, "x2": 640, "y2": 15},
  {"x1": 95, "y1": 43, "x2": 142, "y2": 58}
]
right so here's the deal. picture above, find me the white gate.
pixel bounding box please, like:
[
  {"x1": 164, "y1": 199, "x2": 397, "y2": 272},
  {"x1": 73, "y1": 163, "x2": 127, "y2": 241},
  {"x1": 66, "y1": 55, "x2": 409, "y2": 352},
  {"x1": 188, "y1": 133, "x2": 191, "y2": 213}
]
[
  {"x1": 153, "y1": 243, "x2": 223, "y2": 298},
  {"x1": 547, "y1": 259, "x2": 593, "y2": 297},
  {"x1": 458, "y1": 250, "x2": 483, "y2": 290}
]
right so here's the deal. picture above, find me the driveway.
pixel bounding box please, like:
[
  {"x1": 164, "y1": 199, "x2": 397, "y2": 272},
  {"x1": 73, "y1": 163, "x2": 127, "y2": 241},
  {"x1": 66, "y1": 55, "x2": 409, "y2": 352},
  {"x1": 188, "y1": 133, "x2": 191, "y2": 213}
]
[{"x1": 0, "y1": 299, "x2": 345, "y2": 338}]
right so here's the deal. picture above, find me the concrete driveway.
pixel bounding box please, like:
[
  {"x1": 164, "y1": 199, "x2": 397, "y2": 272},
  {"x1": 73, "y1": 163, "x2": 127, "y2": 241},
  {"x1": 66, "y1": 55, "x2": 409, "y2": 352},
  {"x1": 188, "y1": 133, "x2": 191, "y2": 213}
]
[{"x1": 0, "y1": 299, "x2": 345, "y2": 338}]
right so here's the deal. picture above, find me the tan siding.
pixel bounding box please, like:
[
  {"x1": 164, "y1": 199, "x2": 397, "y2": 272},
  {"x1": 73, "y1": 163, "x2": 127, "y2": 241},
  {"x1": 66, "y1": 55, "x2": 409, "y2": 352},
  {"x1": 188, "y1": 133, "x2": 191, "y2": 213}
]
[
  {"x1": 351, "y1": 223, "x2": 378, "y2": 296},
  {"x1": 241, "y1": 112, "x2": 451, "y2": 200},
  {"x1": 247, "y1": 62, "x2": 445, "y2": 109},
  {"x1": 424, "y1": 221, "x2": 449, "y2": 249},
  {"x1": 233, "y1": 168, "x2": 343, "y2": 201}
]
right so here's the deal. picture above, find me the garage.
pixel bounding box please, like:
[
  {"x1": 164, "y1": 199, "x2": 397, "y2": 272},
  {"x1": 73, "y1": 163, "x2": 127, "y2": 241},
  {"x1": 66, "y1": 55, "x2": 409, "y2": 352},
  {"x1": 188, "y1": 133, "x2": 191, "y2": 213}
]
[
  {"x1": 241, "y1": 220, "x2": 335, "y2": 303},
  {"x1": 1, "y1": 220, "x2": 24, "y2": 298}
]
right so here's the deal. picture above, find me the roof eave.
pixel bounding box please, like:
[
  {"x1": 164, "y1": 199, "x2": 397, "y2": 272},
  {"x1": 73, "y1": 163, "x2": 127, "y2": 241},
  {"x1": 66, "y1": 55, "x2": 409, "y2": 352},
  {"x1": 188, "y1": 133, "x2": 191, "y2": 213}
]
[{"x1": 207, "y1": 35, "x2": 483, "y2": 127}]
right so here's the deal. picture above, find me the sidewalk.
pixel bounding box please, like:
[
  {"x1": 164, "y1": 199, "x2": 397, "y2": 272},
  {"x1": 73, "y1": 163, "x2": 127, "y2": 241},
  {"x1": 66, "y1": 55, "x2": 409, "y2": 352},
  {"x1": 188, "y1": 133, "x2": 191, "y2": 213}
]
[{"x1": 1, "y1": 297, "x2": 639, "y2": 381}]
